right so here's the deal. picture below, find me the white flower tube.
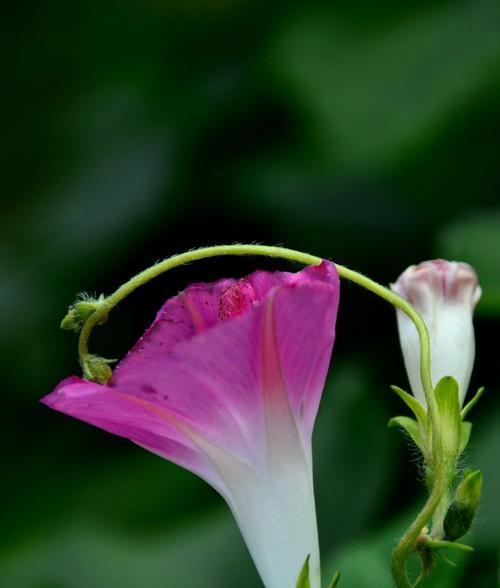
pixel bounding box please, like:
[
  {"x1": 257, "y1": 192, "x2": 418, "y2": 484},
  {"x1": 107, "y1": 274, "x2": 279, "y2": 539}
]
[{"x1": 391, "y1": 259, "x2": 481, "y2": 406}]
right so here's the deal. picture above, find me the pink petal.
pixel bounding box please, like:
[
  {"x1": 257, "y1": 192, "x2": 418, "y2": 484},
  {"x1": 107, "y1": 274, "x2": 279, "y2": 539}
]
[
  {"x1": 112, "y1": 278, "x2": 236, "y2": 383},
  {"x1": 114, "y1": 261, "x2": 338, "y2": 451},
  {"x1": 112, "y1": 302, "x2": 268, "y2": 465},
  {"x1": 272, "y1": 264, "x2": 339, "y2": 442},
  {"x1": 112, "y1": 262, "x2": 336, "y2": 385},
  {"x1": 41, "y1": 376, "x2": 228, "y2": 491},
  {"x1": 42, "y1": 261, "x2": 339, "y2": 489}
]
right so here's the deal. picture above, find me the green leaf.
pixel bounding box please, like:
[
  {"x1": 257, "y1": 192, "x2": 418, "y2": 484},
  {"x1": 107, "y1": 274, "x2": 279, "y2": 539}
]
[
  {"x1": 388, "y1": 416, "x2": 425, "y2": 454},
  {"x1": 390, "y1": 385, "x2": 427, "y2": 429},
  {"x1": 459, "y1": 422, "x2": 472, "y2": 455},
  {"x1": 461, "y1": 387, "x2": 485, "y2": 419},
  {"x1": 435, "y1": 376, "x2": 462, "y2": 462},
  {"x1": 295, "y1": 556, "x2": 311, "y2": 588},
  {"x1": 326, "y1": 571, "x2": 341, "y2": 588}
]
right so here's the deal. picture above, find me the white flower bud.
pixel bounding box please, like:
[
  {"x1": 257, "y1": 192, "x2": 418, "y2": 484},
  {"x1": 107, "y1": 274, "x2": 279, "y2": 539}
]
[{"x1": 391, "y1": 260, "x2": 481, "y2": 406}]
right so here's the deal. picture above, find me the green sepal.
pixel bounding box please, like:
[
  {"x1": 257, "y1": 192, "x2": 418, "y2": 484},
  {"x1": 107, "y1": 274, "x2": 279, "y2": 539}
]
[
  {"x1": 418, "y1": 536, "x2": 474, "y2": 553},
  {"x1": 388, "y1": 416, "x2": 425, "y2": 453},
  {"x1": 390, "y1": 385, "x2": 427, "y2": 429},
  {"x1": 461, "y1": 387, "x2": 485, "y2": 420},
  {"x1": 444, "y1": 470, "x2": 483, "y2": 540},
  {"x1": 326, "y1": 571, "x2": 341, "y2": 588},
  {"x1": 435, "y1": 376, "x2": 462, "y2": 463},
  {"x1": 459, "y1": 422, "x2": 472, "y2": 455},
  {"x1": 295, "y1": 556, "x2": 311, "y2": 588},
  {"x1": 84, "y1": 354, "x2": 116, "y2": 384}
]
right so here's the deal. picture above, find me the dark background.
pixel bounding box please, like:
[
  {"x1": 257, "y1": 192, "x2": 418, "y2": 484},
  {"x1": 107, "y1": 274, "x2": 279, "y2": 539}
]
[{"x1": 1, "y1": 1, "x2": 499, "y2": 586}]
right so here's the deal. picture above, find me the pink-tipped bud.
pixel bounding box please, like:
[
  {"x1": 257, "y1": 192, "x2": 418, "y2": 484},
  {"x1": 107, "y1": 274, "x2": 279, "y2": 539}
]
[{"x1": 391, "y1": 260, "x2": 481, "y2": 406}]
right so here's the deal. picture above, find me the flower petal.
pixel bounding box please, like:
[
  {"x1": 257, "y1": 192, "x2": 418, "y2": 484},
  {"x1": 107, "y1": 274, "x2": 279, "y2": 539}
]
[
  {"x1": 112, "y1": 261, "x2": 338, "y2": 387},
  {"x1": 109, "y1": 261, "x2": 339, "y2": 460},
  {"x1": 271, "y1": 262, "x2": 340, "y2": 444},
  {"x1": 41, "y1": 376, "x2": 228, "y2": 491},
  {"x1": 112, "y1": 278, "x2": 236, "y2": 382}
]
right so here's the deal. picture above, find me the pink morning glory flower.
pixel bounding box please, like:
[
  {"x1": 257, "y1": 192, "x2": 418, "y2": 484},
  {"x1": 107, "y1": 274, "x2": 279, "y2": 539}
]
[{"x1": 42, "y1": 261, "x2": 340, "y2": 588}]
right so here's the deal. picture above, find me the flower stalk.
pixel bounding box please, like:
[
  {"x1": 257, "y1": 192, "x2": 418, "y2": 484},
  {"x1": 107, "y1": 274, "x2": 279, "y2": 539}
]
[{"x1": 66, "y1": 244, "x2": 448, "y2": 587}]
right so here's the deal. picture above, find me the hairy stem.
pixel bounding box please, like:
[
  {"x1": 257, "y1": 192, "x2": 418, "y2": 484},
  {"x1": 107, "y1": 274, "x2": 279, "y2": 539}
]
[
  {"x1": 431, "y1": 487, "x2": 452, "y2": 539},
  {"x1": 391, "y1": 472, "x2": 447, "y2": 587}
]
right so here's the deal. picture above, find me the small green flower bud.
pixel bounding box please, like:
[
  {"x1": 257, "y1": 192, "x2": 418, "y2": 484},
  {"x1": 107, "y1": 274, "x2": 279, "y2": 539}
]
[
  {"x1": 444, "y1": 470, "x2": 483, "y2": 540},
  {"x1": 60, "y1": 296, "x2": 106, "y2": 332},
  {"x1": 85, "y1": 355, "x2": 114, "y2": 384}
]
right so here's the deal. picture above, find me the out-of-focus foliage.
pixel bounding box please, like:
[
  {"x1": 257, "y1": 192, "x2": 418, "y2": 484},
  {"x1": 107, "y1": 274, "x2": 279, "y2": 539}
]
[
  {"x1": 438, "y1": 211, "x2": 500, "y2": 315},
  {"x1": 1, "y1": 0, "x2": 499, "y2": 587}
]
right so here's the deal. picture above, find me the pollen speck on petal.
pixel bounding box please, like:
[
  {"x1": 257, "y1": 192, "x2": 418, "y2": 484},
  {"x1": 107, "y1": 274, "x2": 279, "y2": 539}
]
[{"x1": 219, "y1": 279, "x2": 258, "y2": 321}]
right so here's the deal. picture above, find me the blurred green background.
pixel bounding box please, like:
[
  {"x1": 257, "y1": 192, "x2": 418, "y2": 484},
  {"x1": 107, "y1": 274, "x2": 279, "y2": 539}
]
[{"x1": 2, "y1": 0, "x2": 500, "y2": 586}]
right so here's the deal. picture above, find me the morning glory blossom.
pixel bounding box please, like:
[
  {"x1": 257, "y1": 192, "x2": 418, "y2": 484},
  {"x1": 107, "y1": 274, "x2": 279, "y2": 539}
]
[{"x1": 42, "y1": 261, "x2": 340, "y2": 588}]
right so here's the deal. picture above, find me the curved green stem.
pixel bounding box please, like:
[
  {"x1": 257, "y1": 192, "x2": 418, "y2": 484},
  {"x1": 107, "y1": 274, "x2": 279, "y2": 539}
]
[
  {"x1": 78, "y1": 246, "x2": 432, "y2": 398},
  {"x1": 391, "y1": 473, "x2": 447, "y2": 588},
  {"x1": 75, "y1": 243, "x2": 444, "y2": 586}
]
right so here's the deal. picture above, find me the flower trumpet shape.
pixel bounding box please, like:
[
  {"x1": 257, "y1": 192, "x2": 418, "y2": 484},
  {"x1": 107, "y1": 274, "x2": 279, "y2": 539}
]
[
  {"x1": 391, "y1": 259, "x2": 481, "y2": 406},
  {"x1": 42, "y1": 261, "x2": 340, "y2": 588}
]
